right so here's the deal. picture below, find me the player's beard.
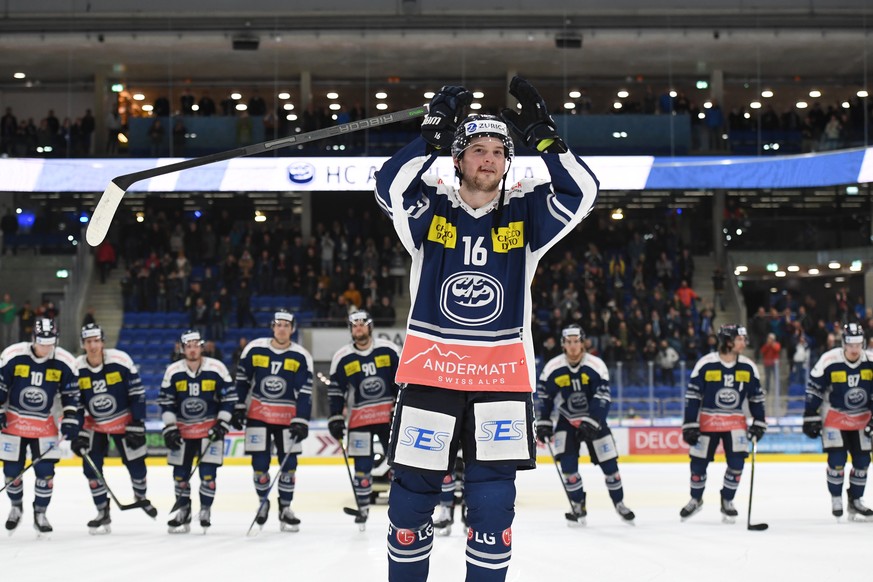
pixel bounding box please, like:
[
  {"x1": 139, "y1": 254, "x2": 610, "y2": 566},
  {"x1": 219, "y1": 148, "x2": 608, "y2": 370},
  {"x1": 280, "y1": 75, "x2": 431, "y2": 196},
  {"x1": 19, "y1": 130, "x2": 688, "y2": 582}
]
[{"x1": 467, "y1": 169, "x2": 502, "y2": 195}]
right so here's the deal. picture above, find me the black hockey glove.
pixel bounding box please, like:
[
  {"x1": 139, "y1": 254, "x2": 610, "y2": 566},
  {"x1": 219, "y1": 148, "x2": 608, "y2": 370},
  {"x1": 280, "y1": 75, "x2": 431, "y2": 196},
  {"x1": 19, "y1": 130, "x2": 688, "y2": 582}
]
[
  {"x1": 577, "y1": 416, "x2": 601, "y2": 442},
  {"x1": 535, "y1": 420, "x2": 554, "y2": 444},
  {"x1": 124, "y1": 420, "x2": 147, "y2": 449},
  {"x1": 802, "y1": 415, "x2": 822, "y2": 439},
  {"x1": 288, "y1": 418, "x2": 309, "y2": 443},
  {"x1": 500, "y1": 76, "x2": 567, "y2": 154},
  {"x1": 231, "y1": 404, "x2": 248, "y2": 430},
  {"x1": 747, "y1": 420, "x2": 767, "y2": 442},
  {"x1": 865, "y1": 418, "x2": 873, "y2": 438},
  {"x1": 60, "y1": 413, "x2": 79, "y2": 441},
  {"x1": 162, "y1": 425, "x2": 183, "y2": 451},
  {"x1": 682, "y1": 424, "x2": 701, "y2": 446},
  {"x1": 421, "y1": 85, "x2": 473, "y2": 151},
  {"x1": 208, "y1": 418, "x2": 231, "y2": 442},
  {"x1": 71, "y1": 430, "x2": 91, "y2": 458},
  {"x1": 327, "y1": 415, "x2": 346, "y2": 440}
]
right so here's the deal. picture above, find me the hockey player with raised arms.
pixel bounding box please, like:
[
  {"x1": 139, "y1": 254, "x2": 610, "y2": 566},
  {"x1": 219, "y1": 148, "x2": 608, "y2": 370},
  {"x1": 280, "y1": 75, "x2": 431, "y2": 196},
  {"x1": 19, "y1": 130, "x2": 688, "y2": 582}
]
[
  {"x1": 803, "y1": 322, "x2": 873, "y2": 520},
  {"x1": 0, "y1": 317, "x2": 79, "y2": 535},
  {"x1": 234, "y1": 309, "x2": 313, "y2": 532},
  {"x1": 72, "y1": 323, "x2": 157, "y2": 533},
  {"x1": 680, "y1": 324, "x2": 767, "y2": 522},
  {"x1": 158, "y1": 329, "x2": 236, "y2": 533},
  {"x1": 374, "y1": 76, "x2": 598, "y2": 581},
  {"x1": 535, "y1": 325, "x2": 635, "y2": 525},
  {"x1": 327, "y1": 309, "x2": 400, "y2": 529}
]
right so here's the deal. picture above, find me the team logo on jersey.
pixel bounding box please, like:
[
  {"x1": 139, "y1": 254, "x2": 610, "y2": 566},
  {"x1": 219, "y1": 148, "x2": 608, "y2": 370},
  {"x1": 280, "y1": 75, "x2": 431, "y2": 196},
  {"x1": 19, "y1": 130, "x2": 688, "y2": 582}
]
[
  {"x1": 89, "y1": 394, "x2": 117, "y2": 417},
  {"x1": 395, "y1": 528, "x2": 417, "y2": 546},
  {"x1": 427, "y1": 216, "x2": 457, "y2": 248},
  {"x1": 260, "y1": 375, "x2": 287, "y2": 398},
  {"x1": 502, "y1": 528, "x2": 512, "y2": 546},
  {"x1": 18, "y1": 387, "x2": 47, "y2": 411},
  {"x1": 845, "y1": 387, "x2": 868, "y2": 409},
  {"x1": 491, "y1": 221, "x2": 524, "y2": 253},
  {"x1": 181, "y1": 398, "x2": 207, "y2": 419},
  {"x1": 287, "y1": 162, "x2": 316, "y2": 184},
  {"x1": 440, "y1": 271, "x2": 503, "y2": 326},
  {"x1": 714, "y1": 388, "x2": 739, "y2": 409},
  {"x1": 566, "y1": 392, "x2": 590, "y2": 413},
  {"x1": 360, "y1": 376, "x2": 386, "y2": 398}
]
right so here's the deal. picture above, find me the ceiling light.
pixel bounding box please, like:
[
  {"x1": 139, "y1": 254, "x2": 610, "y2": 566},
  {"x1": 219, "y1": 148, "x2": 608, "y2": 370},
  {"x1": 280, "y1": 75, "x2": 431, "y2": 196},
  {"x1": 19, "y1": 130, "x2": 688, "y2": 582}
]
[
  {"x1": 13, "y1": 72, "x2": 25, "y2": 79},
  {"x1": 842, "y1": 101, "x2": 851, "y2": 108},
  {"x1": 235, "y1": 103, "x2": 247, "y2": 111},
  {"x1": 703, "y1": 101, "x2": 712, "y2": 109},
  {"x1": 231, "y1": 92, "x2": 241, "y2": 100},
  {"x1": 735, "y1": 265, "x2": 748, "y2": 272},
  {"x1": 563, "y1": 102, "x2": 575, "y2": 109},
  {"x1": 750, "y1": 101, "x2": 762, "y2": 109},
  {"x1": 472, "y1": 91, "x2": 484, "y2": 99},
  {"x1": 796, "y1": 101, "x2": 808, "y2": 109},
  {"x1": 133, "y1": 93, "x2": 145, "y2": 101},
  {"x1": 376, "y1": 103, "x2": 388, "y2": 111},
  {"x1": 809, "y1": 89, "x2": 821, "y2": 98},
  {"x1": 329, "y1": 103, "x2": 341, "y2": 111},
  {"x1": 569, "y1": 90, "x2": 581, "y2": 99},
  {"x1": 283, "y1": 103, "x2": 294, "y2": 111},
  {"x1": 423, "y1": 91, "x2": 435, "y2": 99},
  {"x1": 254, "y1": 210, "x2": 266, "y2": 223},
  {"x1": 761, "y1": 90, "x2": 773, "y2": 98},
  {"x1": 141, "y1": 104, "x2": 153, "y2": 112},
  {"x1": 787, "y1": 265, "x2": 799, "y2": 272},
  {"x1": 828, "y1": 261, "x2": 841, "y2": 269},
  {"x1": 617, "y1": 90, "x2": 629, "y2": 98},
  {"x1": 191, "y1": 104, "x2": 199, "y2": 112},
  {"x1": 286, "y1": 114, "x2": 298, "y2": 121},
  {"x1": 613, "y1": 102, "x2": 623, "y2": 110},
  {"x1": 808, "y1": 268, "x2": 819, "y2": 275},
  {"x1": 375, "y1": 91, "x2": 387, "y2": 99},
  {"x1": 470, "y1": 103, "x2": 482, "y2": 110},
  {"x1": 858, "y1": 90, "x2": 869, "y2": 98},
  {"x1": 775, "y1": 271, "x2": 786, "y2": 277},
  {"x1": 326, "y1": 92, "x2": 339, "y2": 99},
  {"x1": 669, "y1": 90, "x2": 677, "y2": 98},
  {"x1": 278, "y1": 92, "x2": 290, "y2": 100}
]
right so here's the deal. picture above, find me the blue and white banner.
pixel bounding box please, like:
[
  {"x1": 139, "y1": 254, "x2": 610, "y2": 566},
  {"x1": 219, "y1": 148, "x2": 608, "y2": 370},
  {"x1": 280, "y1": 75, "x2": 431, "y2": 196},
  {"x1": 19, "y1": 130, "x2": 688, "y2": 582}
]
[{"x1": 2, "y1": 147, "x2": 871, "y2": 193}]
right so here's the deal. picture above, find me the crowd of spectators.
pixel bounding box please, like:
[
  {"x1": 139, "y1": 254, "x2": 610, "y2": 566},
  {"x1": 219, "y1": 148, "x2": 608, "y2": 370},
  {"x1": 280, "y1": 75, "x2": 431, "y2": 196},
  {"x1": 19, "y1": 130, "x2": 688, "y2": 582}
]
[{"x1": 1, "y1": 106, "x2": 97, "y2": 158}]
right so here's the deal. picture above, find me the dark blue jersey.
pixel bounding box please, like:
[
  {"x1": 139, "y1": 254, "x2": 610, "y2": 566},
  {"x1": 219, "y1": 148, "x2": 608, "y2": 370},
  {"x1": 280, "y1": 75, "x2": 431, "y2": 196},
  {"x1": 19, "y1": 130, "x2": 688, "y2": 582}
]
[
  {"x1": 536, "y1": 353, "x2": 611, "y2": 426},
  {"x1": 806, "y1": 347, "x2": 873, "y2": 431},
  {"x1": 235, "y1": 337, "x2": 314, "y2": 426},
  {"x1": 328, "y1": 338, "x2": 400, "y2": 429},
  {"x1": 0, "y1": 342, "x2": 79, "y2": 438},
  {"x1": 158, "y1": 356, "x2": 236, "y2": 439},
  {"x1": 685, "y1": 352, "x2": 765, "y2": 432},
  {"x1": 75, "y1": 348, "x2": 144, "y2": 434}
]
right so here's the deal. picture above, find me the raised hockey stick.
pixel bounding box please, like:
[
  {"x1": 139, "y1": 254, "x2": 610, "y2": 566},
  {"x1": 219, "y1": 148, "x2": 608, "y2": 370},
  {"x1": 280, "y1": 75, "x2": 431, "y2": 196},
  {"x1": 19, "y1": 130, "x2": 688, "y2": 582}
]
[
  {"x1": 245, "y1": 442, "x2": 297, "y2": 537},
  {"x1": 0, "y1": 436, "x2": 65, "y2": 495},
  {"x1": 85, "y1": 104, "x2": 429, "y2": 247},
  {"x1": 746, "y1": 436, "x2": 769, "y2": 531},
  {"x1": 82, "y1": 451, "x2": 151, "y2": 512},
  {"x1": 546, "y1": 440, "x2": 582, "y2": 522}
]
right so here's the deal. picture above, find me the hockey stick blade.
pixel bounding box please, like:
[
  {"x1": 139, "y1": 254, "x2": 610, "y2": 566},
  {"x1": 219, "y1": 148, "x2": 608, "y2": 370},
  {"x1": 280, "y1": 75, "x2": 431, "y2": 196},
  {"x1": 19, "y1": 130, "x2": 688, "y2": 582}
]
[
  {"x1": 118, "y1": 499, "x2": 151, "y2": 512},
  {"x1": 748, "y1": 523, "x2": 769, "y2": 531},
  {"x1": 85, "y1": 105, "x2": 429, "y2": 246},
  {"x1": 343, "y1": 506, "x2": 362, "y2": 518}
]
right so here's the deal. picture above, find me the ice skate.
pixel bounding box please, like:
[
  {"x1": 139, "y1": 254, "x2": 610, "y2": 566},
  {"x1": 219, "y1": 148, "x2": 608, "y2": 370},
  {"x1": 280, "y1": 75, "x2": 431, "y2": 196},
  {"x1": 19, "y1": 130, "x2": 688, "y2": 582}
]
[
  {"x1": 167, "y1": 503, "x2": 191, "y2": 534},
  {"x1": 87, "y1": 504, "x2": 112, "y2": 535},
  {"x1": 138, "y1": 497, "x2": 158, "y2": 519},
  {"x1": 680, "y1": 497, "x2": 703, "y2": 521},
  {"x1": 255, "y1": 499, "x2": 270, "y2": 527},
  {"x1": 720, "y1": 497, "x2": 738, "y2": 524},
  {"x1": 33, "y1": 506, "x2": 52, "y2": 538},
  {"x1": 565, "y1": 501, "x2": 587, "y2": 527},
  {"x1": 354, "y1": 506, "x2": 369, "y2": 532},
  {"x1": 6, "y1": 503, "x2": 22, "y2": 534},
  {"x1": 434, "y1": 504, "x2": 453, "y2": 536},
  {"x1": 831, "y1": 496, "x2": 843, "y2": 519},
  {"x1": 199, "y1": 507, "x2": 212, "y2": 531},
  {"x1": 614, "y1": 500, "x2": 636, "y2": 524},
  {"x1": 847, "y1": 494, "x2": 873, "y2": 521},
  {"x1": 279, "y1": 504, "x2": 300, "y2": 532}
]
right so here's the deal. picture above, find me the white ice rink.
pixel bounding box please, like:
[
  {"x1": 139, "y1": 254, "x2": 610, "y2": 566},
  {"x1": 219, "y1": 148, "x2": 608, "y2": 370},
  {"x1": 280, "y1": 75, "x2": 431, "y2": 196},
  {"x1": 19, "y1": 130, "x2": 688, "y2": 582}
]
[{"x1": 2, "y1": 460, "x2": 868, "y2": 581}]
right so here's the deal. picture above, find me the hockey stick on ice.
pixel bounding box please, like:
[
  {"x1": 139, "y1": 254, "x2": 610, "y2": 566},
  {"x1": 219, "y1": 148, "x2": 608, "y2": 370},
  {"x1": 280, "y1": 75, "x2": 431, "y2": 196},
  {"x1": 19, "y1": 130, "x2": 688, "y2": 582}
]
[
  {"x1": 747, "y1": 436, "x2": 769, "y2": 531},
  {"x1": 169, "y1": 437, "x2": 215, "y2": 513},
  {"x1": 339, "y1": 436, "x2": 367, "y2": 522},
  {"x1": 546, "y1": 440, "x2": 583, "y2": 522},
  {"x1": 245, "y1": 442, "x2": 297, "y2": 537},
  {"x1": 0, "y1": 436, "x2": 65, "y2": 495},
  {"x1": 82, "y1": 451, "x2": 151, "y2": 512},
  {"x1": 85, "y1": 105, "x2": 429, "y2": 247}
]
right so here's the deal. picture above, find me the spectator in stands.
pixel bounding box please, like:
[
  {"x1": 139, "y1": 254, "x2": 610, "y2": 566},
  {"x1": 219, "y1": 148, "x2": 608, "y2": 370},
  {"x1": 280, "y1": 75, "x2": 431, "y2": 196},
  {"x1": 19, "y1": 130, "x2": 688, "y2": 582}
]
[
  {"x1": 231, "y1": 337, "x2": 248, "y2": 370},
  {"x1": 96, "y1": 239, "x2": 116, "y2": 284},
  {"x1": 17, "y1": 299, "x2": 35, "y2": 341},
  {"x1": 342, "y1": 281, "x2": 362, "y2": 310},
  {"x1": 236, "y1": 279, "x2": 257, "y2": 328},
  {"x1": 190, "y1": 296, "x2": 210, "y2": 339},
  {"x1": 655, "y1": 251, "x2": 673, "y2": 290},
  {"x1": 711, "y1": 267, "x2": 726, "y2": 312},
  {"x1": 0, "y1": 293, "x2": 15, "y2": 348},
  {"x1": 372, "y1": 295, "x2": 396, "y2": 328},
  {"x1": 760, "y1": 333, "x2": 782, "y2": 394},
  {"x1": 790, "y1": 332, "x2": 810, "y2": 385},
  {"x1": 148, "y1": 118, "x2": 165, "y2": 157},
  {"x1": 81, "y1": 305, "x2": 97, "y2": 328}
]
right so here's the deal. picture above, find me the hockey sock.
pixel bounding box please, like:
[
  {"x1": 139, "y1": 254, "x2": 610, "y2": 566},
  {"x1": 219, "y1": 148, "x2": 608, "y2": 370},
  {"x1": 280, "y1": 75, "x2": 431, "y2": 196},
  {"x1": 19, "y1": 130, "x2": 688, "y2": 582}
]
[
  {"x1": 466, "y1": 527, "x2": 513, "y2": 581},
  {"x1": 848, "y1": 468, "x2": 868, "y2": 500},
  {"x1": 277, "y1": 471, "x2": 295, "y2": 505},
  {"x1": 720, "y1": 468, "x2": 742, "y2": 500},
  {"x1": 5, "y1": 476, "x2": 23, "y2": 503},
  {"x1": 604, "y1": 471, "x2": 624, "y2": 504},
  {"x1": 88, "y1": 478, "x2": 108, "y2": 507},
  {"x1": 690, "y1": 472, "x2": 707, "y2": 497},
  {"x1": 34, "y1": 476, "x2": 53, "y2": 509},
  {"x1": 131, "y1": 477, "x2": 147, "y2": 500},
  {"x1": 199, "y1": 476, "x2": 216, "y2": 507},
  {"x1": 253, "y1": 471, "x2": 270, "y2": 498},
  {"x1": 354, "y1": 472, "x2": 372, "y2": 509},
  {"x1": 562, "y1": 472, "x2": 584, "y2": 502},
  {"x1": 387, "y1": 521, "x2": 434, "y2": 582},
  {"x1": 826, "y1": 465, "x2": 845, "y2": 498}
]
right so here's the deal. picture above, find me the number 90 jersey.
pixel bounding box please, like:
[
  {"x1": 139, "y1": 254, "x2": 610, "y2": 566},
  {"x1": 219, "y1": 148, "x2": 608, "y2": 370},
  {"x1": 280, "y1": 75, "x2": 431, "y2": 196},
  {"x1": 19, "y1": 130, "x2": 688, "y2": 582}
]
[
  {"x1": 235, "y1": 338, "x2": 314, "y2": 427},
  {"x1": 684, "y1": 352, "x2": 765, "y2": 433},
  {"x1": 0, "y1": 342, "x2": 79, "y2": 438},
  {"x1": 328, "y1": 338, "x2": 400, "y2": 429},
  {"x1": 375, "y1": 137, "x2": 598, "y2": 393}
]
